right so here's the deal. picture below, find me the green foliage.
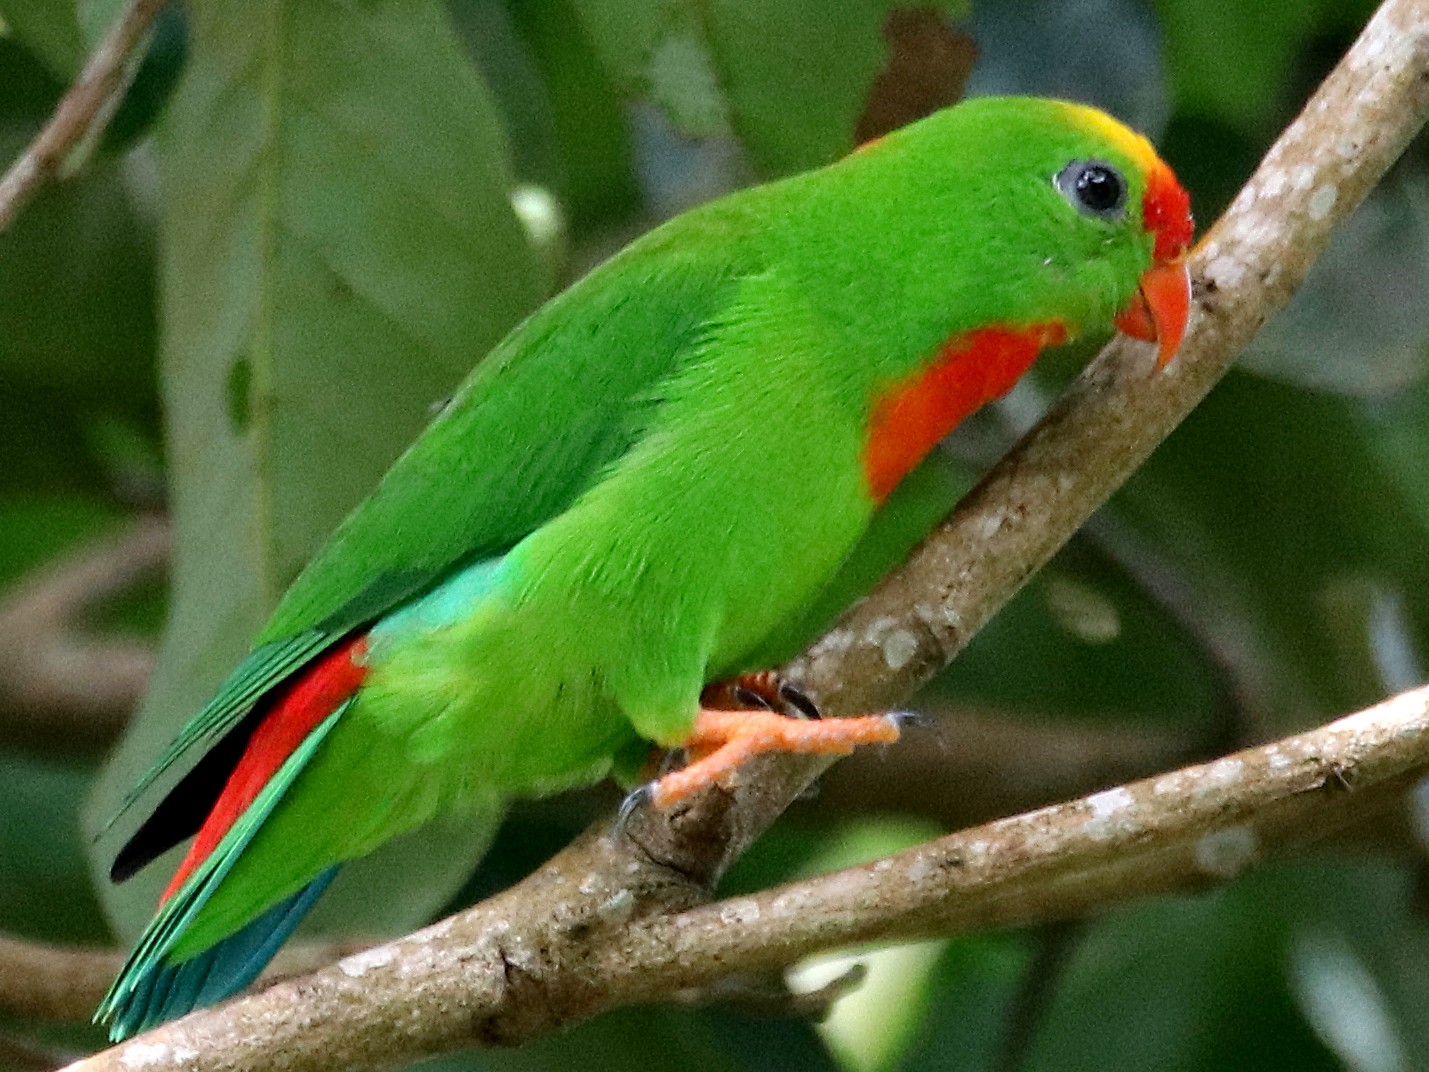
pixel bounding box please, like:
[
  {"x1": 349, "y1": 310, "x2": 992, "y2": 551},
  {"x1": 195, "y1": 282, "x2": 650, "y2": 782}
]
[
  {"x1": 572, "y1": 0, "x2": 968, "y2": 175},
  {"x1": 2, "y1": 0, "x2": 1429, "y2": 1069},
  {"x1": 85, "y1": 0, "x2": 544, "y2": 941},
  {"x1": 0, "y1": 0, "x2": 86, "y2": 76}
]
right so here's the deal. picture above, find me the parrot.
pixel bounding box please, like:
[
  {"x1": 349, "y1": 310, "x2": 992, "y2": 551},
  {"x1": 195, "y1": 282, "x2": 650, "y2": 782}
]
[{"x1": 96, "y1": 95, "x2": 1193, "y2": 1040}]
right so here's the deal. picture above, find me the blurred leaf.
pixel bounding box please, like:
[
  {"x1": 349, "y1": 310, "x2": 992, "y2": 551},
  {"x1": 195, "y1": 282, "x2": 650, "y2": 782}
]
[
  {"x1": 1024, "y1": 870, "x2": 1340, "y2": 1072},
  {"x1": 0, "y1": 753, "x2": 110, "y2": 943},
  {"x1": 1365, "y1": 384, "x2": 1429, "y2": 635},
  {"x1": 86, "y1": 0, "x2": 543, "y2": 941},
  {"x1": 0, "y1": 41, "x2": 157, "y2": 417},
  {"x1": 0, "y1": 495, "x2": 129, "y2": 583},
  {"x1": 964, "y1": 0, "x2": 1167, "y2": 135},
  {"x1": 1290, "y1": 930, "x2": 1406, "y2": 1072},
  {"x1": 1157, "y1": 111, "x2": 1261, "y2": 221},
  {"x1": 0, "y1": 1, "x2": 84, "y2": 77},
  {"x1": 448, "y1": 0, "x2": 563, "y2": 192},
  {"x1": 890, "y1": 932, "x2": 1029, "y2": 1072},
  {"x1": 0, "y1": 153, "x2": 158, "y2": 406},
  {"x1": 574, "y1": 0, "x2": 968, "y2": 176},
  {"x1": 416, "y1": 1001, "x2": 839, "y2": 1072},
  {"x1": 0, "y1": 382, "x2": 112, "y2": 493},
  {"x1": 1112, "y1": 370, "x2": 1429, "y2": 723},
  {"x1": 705, "y1": 0, "x2": 968, "y2": 174},
  {"x1": 503, "y1": 0, "x2": 640, "y2": 230},
  {"x1": 798, "y1": 939, "x2": 944, "y2": 1072},
  {"x1": 0, "y1": 501, "x2": 131, "y2": 944},
  {"x1": 1318, "y1": 579, "x2": 1419, "y2": 712},
  {"x1": 1280, "y1": 861, "x2": 1429, "y2": 1069},
  {"x1": 101, "y1": 4, "x2": 188, "y2": 152},
  {"x1": 787, "y1": 819, "x2": 946, "y2": 1072},
  {"x1": 75, "y1": 0, "x2": 125, "y2": 48},
  {"x1": 1152, "y1": 0, "x2": 1325, "y2": 135},
  {"x1": 942, "y1": 540, "x2": 1222, "y2": 726},
  {"x1": 1243, "y1": 175, "x2": 1429, "y2": 398}
]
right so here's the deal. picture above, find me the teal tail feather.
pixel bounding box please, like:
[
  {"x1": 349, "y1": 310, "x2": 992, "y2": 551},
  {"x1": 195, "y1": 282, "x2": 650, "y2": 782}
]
[
  {"x1": 102, "y1": 868, "x2": 338, "y2": 1041},
  {"x1": 97, "y1": 706, "x2": 346, "y2": 1041}
]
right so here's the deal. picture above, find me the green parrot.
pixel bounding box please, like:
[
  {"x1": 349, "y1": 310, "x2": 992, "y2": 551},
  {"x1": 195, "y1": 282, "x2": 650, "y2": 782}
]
[{"x1": 97, "y1": 96, "x2": 1192, "y2": 1040}]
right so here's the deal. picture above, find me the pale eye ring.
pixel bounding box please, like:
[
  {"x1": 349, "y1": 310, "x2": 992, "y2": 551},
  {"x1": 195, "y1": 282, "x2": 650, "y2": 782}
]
[{"x1": 1054, "y1": 159, "x2": 1127, "y2": 220}]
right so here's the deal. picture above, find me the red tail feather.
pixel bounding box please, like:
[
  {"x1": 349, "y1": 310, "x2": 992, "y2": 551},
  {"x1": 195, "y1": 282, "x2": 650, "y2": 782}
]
[{"x1": 160, "y1": 636, "x2": 368, "y2": 902}]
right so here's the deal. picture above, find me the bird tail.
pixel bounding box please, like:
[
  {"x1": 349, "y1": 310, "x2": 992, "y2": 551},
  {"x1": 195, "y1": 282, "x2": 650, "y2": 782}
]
[
  {"x1": 97, "y1": 866, "x2": 338, "y2": 1040},
  {"x1": 96, "y1": 694, "x2": 353, "y2": 1041}
]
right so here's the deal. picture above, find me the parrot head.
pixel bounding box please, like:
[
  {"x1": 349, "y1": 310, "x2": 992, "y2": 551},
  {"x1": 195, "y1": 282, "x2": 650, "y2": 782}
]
[
  {"x1": 788, "y1": 97, "x2": 1194, "y2": 371},
  {"x1": 1053, "y1": 102, "x2": 1194, "y2": 367}
]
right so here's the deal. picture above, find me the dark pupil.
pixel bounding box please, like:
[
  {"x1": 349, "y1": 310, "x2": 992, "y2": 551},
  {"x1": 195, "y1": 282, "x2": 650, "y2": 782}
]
[{"x1": 1077, "y1": 166, "x2": 1122, "y2": 212}]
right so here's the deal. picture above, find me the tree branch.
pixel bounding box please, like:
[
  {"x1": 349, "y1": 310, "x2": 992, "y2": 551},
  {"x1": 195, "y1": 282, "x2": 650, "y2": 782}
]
[
  {"x1": 0, "y1": 0, "x2": 167, "y2": 234},
  {"x1": 53, "y1": 0, "x2": 1429, "y2": 1067},
  {"x1": 0, "y1": 518, "x2": 168, "y2": 752},
  {"x1": 63, "y1": 684, "x2": 1429, "y2": 1072}
]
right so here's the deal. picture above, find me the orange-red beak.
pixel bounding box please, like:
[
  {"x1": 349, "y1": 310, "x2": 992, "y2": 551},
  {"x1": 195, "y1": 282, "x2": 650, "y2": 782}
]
[{"x1": 1113, "y1": 258, "x2": 1191, "y2": 368}]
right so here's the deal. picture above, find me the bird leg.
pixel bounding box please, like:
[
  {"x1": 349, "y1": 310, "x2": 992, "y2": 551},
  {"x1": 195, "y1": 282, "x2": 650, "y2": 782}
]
[{"x1": 648, "y1": 678, "x2": 903, "y2": 810}]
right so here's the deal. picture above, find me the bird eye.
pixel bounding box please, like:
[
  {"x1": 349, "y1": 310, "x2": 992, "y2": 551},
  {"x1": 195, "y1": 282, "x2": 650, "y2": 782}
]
[{"x1": 1054, "y1": 159, "x2": 1127, "y2": 220}]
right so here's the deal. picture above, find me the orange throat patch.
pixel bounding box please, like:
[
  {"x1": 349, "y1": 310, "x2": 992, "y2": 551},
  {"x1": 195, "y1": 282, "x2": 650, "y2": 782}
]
[{"x1": 863, "y1": 322, "x2": 1067, "y2": 503}]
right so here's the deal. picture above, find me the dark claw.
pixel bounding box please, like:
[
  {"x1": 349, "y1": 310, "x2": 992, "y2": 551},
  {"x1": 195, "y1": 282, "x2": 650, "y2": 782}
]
[
  {"x1": 777, "y1": 681, "x2": 822, "y2": 720},
  {"x1": 613, "y1": 783, "x2": 654, "y2": 835},
  {"x1": 885, "y1": 710, "x2": 946, "y2": 750},
  {"x1": 656, "y1": 747, "x2": 685, "y2": 776},
  {"x1": 732, "y1": 685, "x2": 776, "y2": 711}
]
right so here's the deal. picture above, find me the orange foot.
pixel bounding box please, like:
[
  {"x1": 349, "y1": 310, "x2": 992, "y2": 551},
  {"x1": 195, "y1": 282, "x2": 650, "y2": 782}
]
[{"x1": 647, "y1": 705, "x2": 902, "y2": 810}]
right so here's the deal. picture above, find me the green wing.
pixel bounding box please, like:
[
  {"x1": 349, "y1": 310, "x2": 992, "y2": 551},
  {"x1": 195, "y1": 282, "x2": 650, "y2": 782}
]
[
  {"x1": 261, "y1": 226, "x2": 752, "y2": 642},
  {"x1": 113, "y1": 213, "x2": 758, "y2": 826}
]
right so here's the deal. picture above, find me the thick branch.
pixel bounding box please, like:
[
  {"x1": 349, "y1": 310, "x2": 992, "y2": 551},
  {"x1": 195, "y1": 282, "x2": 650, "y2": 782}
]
[
  {"x1": 0, "y1": 518, "x2": 168, "y2": 751},
  {"x1": 639, "y1": 688, "x2": 1429, "y2": 967},
  {"x1": 54, "y1": 0, "x2": 1429, "y2": 1067},
  {"x1": 0, "y1": 0, "x2": 167, "y2": 233},
  {"x1": 64, "y1": 685, "x2": 1429, "y2": 1072}
]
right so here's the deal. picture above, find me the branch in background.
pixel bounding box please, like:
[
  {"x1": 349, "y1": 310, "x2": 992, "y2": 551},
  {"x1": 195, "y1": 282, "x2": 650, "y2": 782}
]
[
  {"x1": 0, "y1": 0, "x2": 167, "y2": 233},
  {"x1": 0, "y1": 518, "x2": 168, "y2": 752},
  {"x1": 1074, "y1": 516, "x2": 1271, "y2": 750},
  {"x1": 0, "y1": 933, "x2": 369, "y2": 1025},
  {"x1": 61, "y1": 684, "x2": 1429, "y2": 1072},
  {"x1": 819, "y1": 706, "x2": 1206, "y2": 829}
]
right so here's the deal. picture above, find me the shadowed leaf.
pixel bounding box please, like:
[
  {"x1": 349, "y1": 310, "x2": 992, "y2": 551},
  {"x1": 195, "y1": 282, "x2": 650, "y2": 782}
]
[{"x1": 86, "y1": 0, "x2": 543, "y2": 942}]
